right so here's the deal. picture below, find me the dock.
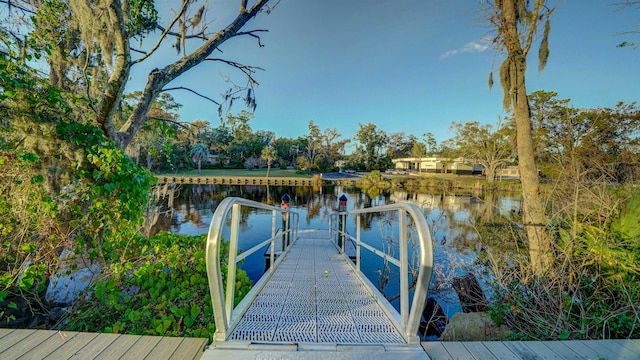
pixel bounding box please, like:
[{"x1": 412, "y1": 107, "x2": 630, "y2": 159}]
[
  {"x1": 1, "y1": 327, "x2": 639, "y2": 359},
  {"x1": 0, "y1": 328, "x2": 206, "y2": 359}
]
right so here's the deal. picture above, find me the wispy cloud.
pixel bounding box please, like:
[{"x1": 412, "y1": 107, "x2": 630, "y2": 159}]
[{"x1": 441, "y1": 40, "x2": 490, "y2": 59}]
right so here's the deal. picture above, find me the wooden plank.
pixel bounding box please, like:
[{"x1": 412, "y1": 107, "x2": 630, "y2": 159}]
[
  {"x1": 143, "y1": 337, "x2": 184, "y2": 360},
  {"x1": 461, "y1": 341, "x2": 499, "y2": 360},
  {"x1": 519, "y1": 341, "x2": 566, "y2": 359},
  {"x1": 1, "y1": 329, "x2": 57, "y2": 359},
  {"x1": 0, "y1": 329, "x2": 36, "y2": 353},
  {"x1": 119, "y1": 335, "x2": 162, "y2": 359},
  {"x1": 502, "y1": 341, "x2": 543, "y2": 360},
  {"x1": 538, "y1": 341, "x2": 584, "y2": 360},
  {"x1": 67, "y1": 333, "x2": 119, "y2": 359},
  {"x1": 168, "y1": 337, "x2": 208, "y2": 360},
  {"x1": 421, "y1": 342, "x2": 454, "y2": 360},
  {"x1": 439, "y1": 342, "x2": 476, "y2": 359},
  {"x1": 0, "y1": 328, "x2": 16, "y2": 340},
  {"x1": 44, "y1": 332, "x2": 100, "y2": 359},
  {"x1": 93, "y1": 334, "x2": 140, "y2": 359},
  {"x1": 585, "y1": 339, "x2": 639, "y2": 360},
  {"x1": 567, "y1": 340, "x2": 609, "y2": 359},
  {"x1": 481, "y1": 342, "x2": 520, "y2": 360},
  {"x1": 612, "y1": 339, "x2": 640, "y2": 355},
  {"x1": 16, "y1": 331, "x2": 79, "y2": 360}
]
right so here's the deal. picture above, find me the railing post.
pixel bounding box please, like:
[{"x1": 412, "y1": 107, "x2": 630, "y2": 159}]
[
  {"x1": 281, "y1": 194, "x2": 291, "y2": 251},
  {"x1": 399, "y1": 209, "x2": 409, "y2": 329},
  {"x1": 338, "y1": 195, "x2": 347, "y2": 251},
  {"x1": 225, "y1": 203, "x2": 241, "y2": 322},
  {"x1": 356, "y1": 214, "x2": 361, "y2": 271},
  {"x1": 270, "y1": 209, "x2": 276, "y2": 271}
]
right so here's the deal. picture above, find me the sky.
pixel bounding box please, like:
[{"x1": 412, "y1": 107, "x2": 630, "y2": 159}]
[{"x1": 130, "y1": 1, "x2": 640, "y2": 147}]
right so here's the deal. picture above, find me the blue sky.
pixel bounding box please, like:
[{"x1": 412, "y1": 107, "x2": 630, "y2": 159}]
[{"x1": 131, "y1": 1, "x2": 639, "y2": 146}]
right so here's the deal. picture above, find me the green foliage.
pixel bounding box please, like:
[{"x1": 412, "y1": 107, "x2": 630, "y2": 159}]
[
  {"x1": 126, "y1": 0, "x2": 159, "y2": 39},
  {"x1": 356, "y1": 170, "x2": 394, "y2": 198},
  {"x1": 55, "y1": 121, "x2": 155, "y2": 261},
  {"x1": 64, "y1": 233, "x2": 252, "y2": 341},
  {"x1": 486, "y1": 188, "x2": 640, "y2": 340},
  {"x1": 610, "y1": 191, "x2": 640, "y2": 243},
  {"x1": 0, "y1": 52, "x2": 154, "y2": 325}
]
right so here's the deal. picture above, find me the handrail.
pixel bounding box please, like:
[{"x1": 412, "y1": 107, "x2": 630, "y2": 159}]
[
  {"x1": 329, "y1": 202, "x2": 433, "y2": 344},
  {"x1": 206, "y1": 197, "x2": 299, "y2": 342}
]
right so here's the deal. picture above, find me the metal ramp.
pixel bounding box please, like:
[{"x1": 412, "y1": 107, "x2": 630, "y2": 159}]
[
  {"x1": 228, "y1": 230, "x2": 405, "y2": 344},
  {"x1": 204, "y1": 198, "x2": 433, "y2": 359}
]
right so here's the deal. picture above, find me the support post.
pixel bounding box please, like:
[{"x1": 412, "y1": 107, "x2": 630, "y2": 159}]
[
  {"x1": 281, "y1": 193, "x2": 291, "y2": 251},
  {"x1": 338, "y1": 194, "x2": 347, "y2": 250}
]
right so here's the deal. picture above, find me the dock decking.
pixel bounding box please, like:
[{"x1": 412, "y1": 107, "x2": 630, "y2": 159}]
[
  {"x1": 2, "y1": 328, "x2": 639, "y2": 360},
  {"x1": 0, "y1": 328, "x2": 207, "y2": 360},
  {"x1": 226, "y1": 230, "x2": 406, "y2": 344},
  {"x1": 422, "y1": 339, "x2": 640, "y2": 360}
]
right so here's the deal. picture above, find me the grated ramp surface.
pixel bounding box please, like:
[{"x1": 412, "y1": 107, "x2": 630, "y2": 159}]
[{"x1": 228, "y1": 230, "x2": 406, "y2": 344}]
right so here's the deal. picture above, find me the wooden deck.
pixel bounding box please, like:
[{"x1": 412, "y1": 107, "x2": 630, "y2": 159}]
[
  {"x1": 0, "y1": 328, "x2": 207, "y2": 360},
  {"x1": 422, "y1": 339, "x2": 640, "y2": 360},
  {"x1": 2, "y1": 328, "x2": 639, "y2": 359}
]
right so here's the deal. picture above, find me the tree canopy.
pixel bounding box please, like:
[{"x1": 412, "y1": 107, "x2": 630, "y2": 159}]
[{"x1": 1, "y1": 0, "x2": 278, "y2": 150}]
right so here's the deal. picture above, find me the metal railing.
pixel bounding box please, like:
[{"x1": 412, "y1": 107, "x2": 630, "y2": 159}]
[
  {"x1": 206, "y1": 197, "x2": 299, "y2": 342},
  {"x1": 328, "y1": 202, "x2": 433, "y2": 344}
]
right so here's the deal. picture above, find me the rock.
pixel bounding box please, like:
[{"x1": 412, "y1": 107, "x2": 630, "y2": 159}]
[
  {"x1": 45, "y1": 248, "x2": 102, "y2": 306},
  {"x1": 439, "y1": 312, "x2": 512, "y2": 341}
]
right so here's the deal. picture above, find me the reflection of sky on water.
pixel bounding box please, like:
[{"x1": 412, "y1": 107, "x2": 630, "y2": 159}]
[{"x1": 152, "y1": 184, "x2": 522, "y2": 327}]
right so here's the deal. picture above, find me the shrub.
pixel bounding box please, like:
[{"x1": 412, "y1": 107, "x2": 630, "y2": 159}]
[{"x1": 64, "y1": 232, "x2": 252, "y2": 341}]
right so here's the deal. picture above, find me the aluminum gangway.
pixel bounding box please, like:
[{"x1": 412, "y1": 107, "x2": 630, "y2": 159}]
[{"x1": 202, "y1": 197, "x2": 433, "y2": 359}]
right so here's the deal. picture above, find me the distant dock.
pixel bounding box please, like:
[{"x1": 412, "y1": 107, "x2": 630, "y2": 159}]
[{"x1": 155, "y1": 175, "x2": 358, "y2": 186}]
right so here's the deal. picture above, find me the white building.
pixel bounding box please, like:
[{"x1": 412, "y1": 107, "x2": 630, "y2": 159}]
[{"x1": 391, "y1": 156, "x2": 482, "y2": 175}]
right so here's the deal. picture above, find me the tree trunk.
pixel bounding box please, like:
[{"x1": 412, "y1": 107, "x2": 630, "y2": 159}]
[
  {"x1": 485, "y1": 164, "x2": 497, "y2": 183},
  {"x1": 452, "y1": 273, "x2": 489, "y2": 313},
  {"x1": 502, "y1": 0, "x2": 552, "y2": 274},
  {"x1": 96, "y1": 0, "x2": 131, "y2": 144}
]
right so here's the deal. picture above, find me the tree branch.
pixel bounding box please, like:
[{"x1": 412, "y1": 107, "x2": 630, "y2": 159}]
[
  {"x1": 161, "y1": 86, "x2": 220, "y2": 106},
  {"x1": 153, "y1": 24, "x2": 207, "y2": 41},
  {"x1": 132, "y1": 0, "x2": 190, "y2": 65},
  {"x1": 146, "y1": 116, "x2": 191, "y2": 131},
  {"x1": 522, "y1": 0, "x2": 545, "y2": 56},
  {"x1": 204, "y1": 57, "x2": 264, "y2": 84},
  {"x1": 234, "y1": 29, "x2": 269, "y2": 47},
  {"x1": 117, "y1": 0, "x2": 272, "y2": 149},
  {"x1": 0, "y1": 0, "x2": 36, "y2": 14}
]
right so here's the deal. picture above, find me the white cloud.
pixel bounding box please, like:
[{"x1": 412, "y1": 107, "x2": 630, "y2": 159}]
[{"x1": 441, "y1": 40, "x2": 490, "y2": 58}]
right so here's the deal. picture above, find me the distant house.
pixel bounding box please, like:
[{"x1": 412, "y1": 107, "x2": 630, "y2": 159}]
[
  {"x1": 334, "y1": 160, "x2": 347, "y2": 171},
  {"x1": 498, "y1": 166, "x2": 520, "y2": 179},
  {"x1": 392, "y1": 156, "x2": 482, "y2": 175}
]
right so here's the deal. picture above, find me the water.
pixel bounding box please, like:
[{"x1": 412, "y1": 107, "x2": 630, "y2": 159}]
[{"x1": 150, "y1": 183, "x2": 522, "y2": 336}]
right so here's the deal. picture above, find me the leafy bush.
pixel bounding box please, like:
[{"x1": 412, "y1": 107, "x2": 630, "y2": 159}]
[
  {"x1": 64, "y1": 232, "x2": 252, "y2": 341},
  {"x1": 0, "y1": 52, "x2": 154, "y2": 325},
  {"x1": 485, "y1": 188, "x2": 640, "y2": 340}
]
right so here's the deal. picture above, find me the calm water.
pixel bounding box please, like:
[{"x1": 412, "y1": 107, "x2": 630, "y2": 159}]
[{"x1": 150, "y1": 183, "x2": 522, "y2": 333}]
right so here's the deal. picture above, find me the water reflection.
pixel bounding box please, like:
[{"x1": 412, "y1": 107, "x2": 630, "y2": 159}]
[{"x1": 150, "y1": 183, "x2": 522, "y2": 333}]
